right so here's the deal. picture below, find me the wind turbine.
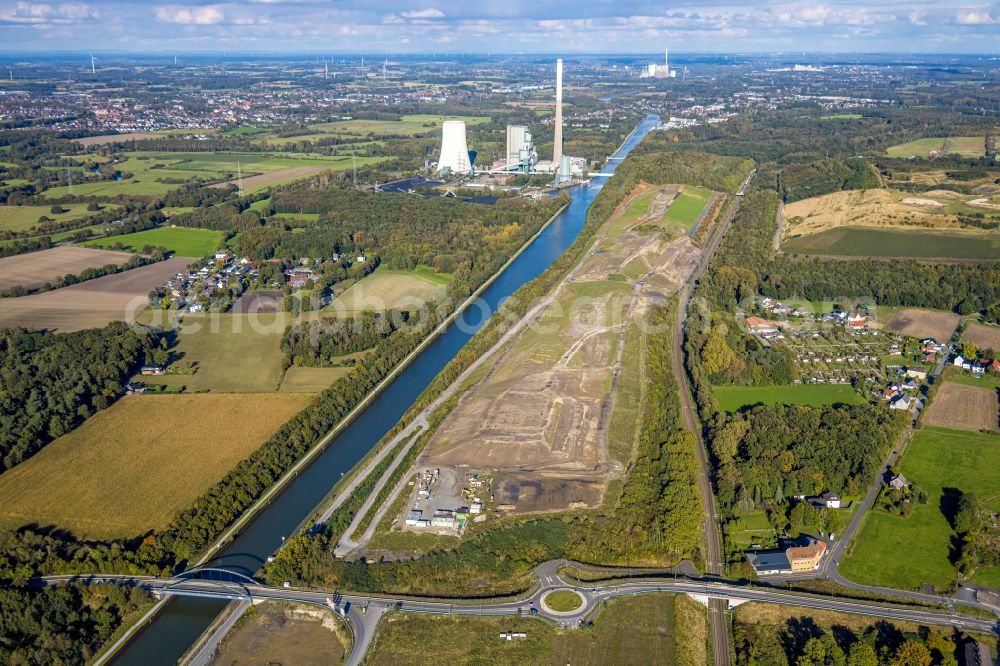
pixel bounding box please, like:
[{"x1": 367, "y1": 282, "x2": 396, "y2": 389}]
[
  {"x1": 89, "y1": 54, "x2": 97, "y2": 74},
  {"x1": 324, "y1": 60, "x2": 329, "y2": 79}
]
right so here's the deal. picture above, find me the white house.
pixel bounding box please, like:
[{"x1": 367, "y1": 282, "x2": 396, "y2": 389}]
[{"x1": 890, "y1": 394, "x2": 913, "y2": 411}]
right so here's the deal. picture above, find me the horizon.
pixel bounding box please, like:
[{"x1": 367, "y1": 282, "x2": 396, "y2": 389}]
[{"x1": 0, "y1": 1, "x2": 998, "y2": 54}]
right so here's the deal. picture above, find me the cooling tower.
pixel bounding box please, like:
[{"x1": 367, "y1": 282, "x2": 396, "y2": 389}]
[{"x1": 437, "y1": 120, "x2": 472, "y2": 174}]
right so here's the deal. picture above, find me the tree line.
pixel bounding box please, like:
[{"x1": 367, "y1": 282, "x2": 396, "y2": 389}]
[{"x1": 0, "y1": 323, "x2": 161, "y2": 472}]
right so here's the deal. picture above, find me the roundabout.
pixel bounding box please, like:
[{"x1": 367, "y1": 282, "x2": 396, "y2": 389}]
[{"x1": 539, "y1": 588, "x2": 586, "y2": 616}]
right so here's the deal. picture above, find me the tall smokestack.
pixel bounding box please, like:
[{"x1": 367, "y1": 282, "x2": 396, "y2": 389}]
[
  {"x1": 665, "y1": 47, "x2": 669, "y2": 75},
  {"x1": 553, "y1": 58, "x2": 563, "y2": 168}
]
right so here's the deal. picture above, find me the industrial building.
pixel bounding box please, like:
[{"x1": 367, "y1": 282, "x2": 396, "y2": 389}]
[
  {"x1": 643, "y1": 48, "x2": 676, "y2": 79},
  {"x1": 436, "y1": 119, "x2": 473, "y2": 175},
  {"x1": 505, "y1": 124, "x2": 537, "y2": 172}
]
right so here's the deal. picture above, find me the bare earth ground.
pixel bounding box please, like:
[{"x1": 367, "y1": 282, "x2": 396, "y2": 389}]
[
  {"x1": 963, "y1": 323, "x2": 1000, "y2": 353},
  {"x1": 922, "y1": 382, "x2": 999, "y2": 433},
  {"x1": 886, "y1": 308, "x2": 961, "y2": 342},
  {"x1": 0, "y1": 256, "x2": 190, "y2": 331},
  {"x1": 207, "y1": 165, "x2": 326, "y2": 189},
  {"x1": 782, "y1": 189, "x2": 966, "y2": 237},
  {"x1": 0, "y1": 245, "x2": 135, "y2": 293},
  {"x1": 209, "y1": 602, "x2": 348, "y2": 666},
  {"x1": 412, "y1": 184, "x2": 706, "y2": 519}
]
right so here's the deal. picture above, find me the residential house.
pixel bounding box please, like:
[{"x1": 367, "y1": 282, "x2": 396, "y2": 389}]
[
  {"x1": 746, "y1": 316, "x2": 779, "y2": 334},
  {"x1": 746, "y1": 536, "x2": 827, "y2": 576},
  {"x1": 889, "y1": 473, "x2": 909, "y2": 491},
  {"x1": 140, "y1": 365, "x2": 165, "y2": 376},
  {"x1": 890, "y1": 394, "x2": 913, "y2": 411}
]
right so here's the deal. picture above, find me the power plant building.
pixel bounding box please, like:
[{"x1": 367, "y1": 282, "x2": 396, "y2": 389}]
[
  {"x1": 436, "y1": 120, "x2": 473, "y2": 175},
  {"x1": 644, "y1": 48, "x2": 676, "y2": 79},
  {"x1": 505, "y1": 124, "x2": 537, "y2": 172}
]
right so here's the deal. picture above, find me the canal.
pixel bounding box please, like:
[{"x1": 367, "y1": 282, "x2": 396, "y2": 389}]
[{"x1": 112, "y1": 113, "x2": 660, "y2": 665}]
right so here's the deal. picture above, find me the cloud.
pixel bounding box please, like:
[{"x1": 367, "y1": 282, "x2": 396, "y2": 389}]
[
  {"x1": 154, "y1": 5, "x2": 224, "y2": 25},
  {"x1": 0, "y1": 1, "x2": 98, "y2": 25},
  {"x1": 955, "y1": 9, "x2": 996, "y2": 24},
  {"x1": 401, "y1": 8, "x2": 443, "y2": 18}
]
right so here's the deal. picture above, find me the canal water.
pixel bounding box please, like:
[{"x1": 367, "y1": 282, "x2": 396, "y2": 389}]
[{"x1": 113, "y1": 113, "x2": 660, "y2": 665}]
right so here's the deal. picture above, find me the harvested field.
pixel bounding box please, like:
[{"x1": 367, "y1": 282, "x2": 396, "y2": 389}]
[
  {"x1": 0, "y1": 246, "x2": 134, "y2": 293},
  {"x1": 208, "y1": 165, "x2": 326, "y2": 190},
  {"x1": 782, "y1": 189, "x2": 969, "y2": 237},
  {"x1": 0, "y1": 256, "x2": 190, "y2": 331},
  {"x1": 923, "y1": 382, "x2": 998, "y2": 433},
  {"x1": 231, "y1": 290, "x2": 283, "y2": 313},
  {"x1": 886, "y1": 308, "x2": 960, "y2": 342},
  {"x1": 963, "y1": 323, "x2": 1000, "y2": 353},
  {"x1": 0, "y1": 393, "x2": 310, "y2": 539}
]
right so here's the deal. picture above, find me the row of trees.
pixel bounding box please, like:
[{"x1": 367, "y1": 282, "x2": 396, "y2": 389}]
[
  {"x1": 735, "y1": 618, "x2": 966, "y2": 666},
  {"x1": 0, "y1": 323, "x2": 161, "y2": 472},
  {"x1": 281, "y1": 311, "x2": 408, "y2": 367}
]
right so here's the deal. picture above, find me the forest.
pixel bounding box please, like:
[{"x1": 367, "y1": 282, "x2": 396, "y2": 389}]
[
  {"x1": 0, "y1": 323, "x2": 161, "y2": 472},
  {"x1": 953, "y1": 492, "x2": 1000, "y2": 580},
  {"x1": 281, "y1": 311, "x2": 408, "y2": 367},
  {"x1": 0, "y1": 583, "x2": 151, "y2": 665},
  {"x1": 708, "y1": 404, "x2": 905, "y2": 513}
]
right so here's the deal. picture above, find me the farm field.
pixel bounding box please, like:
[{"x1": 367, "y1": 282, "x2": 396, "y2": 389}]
[
  {"x1": 0, "y1": 393, "x2": 310, "y2": 539},
  {"x1": 304, "y1": 114, "x2": 489, "y2": 138},
  {"x1": 783, "y1": 226, "x2": 1000, "y2": 260},
  {"x1": 366, "y1": 594, "x2": 705, "y2": 666},
  {"x1": 782, "y1": 188, "x2": 1000, "y2": 237},
  {"x1": 150, "y1": 312, "x2": 291, "y2": 393},
  {"x1": 922, "y1": 381, "x2": 998, "y2": 433},
  {"x1": 40, "y1": 151, "x2": 387, "y2": 198},
  {"x1": 886, "y1": 308, "x2": 961, "y2": 342},
  {"x1": 84, "y1": 226, "x2": 222, "y2": 257},
  {"x1": 0, "y1": 246, "x2": 134, "y2": 293},
  {"x1": 712, "y1": 384, "x2": 862, "y2": 413},
  {"x1": 278, "y1": 366, "x2": 352, "y2": 393},
  {"x1": 327, "y1": 266, "x2": 450, "y2": 312},
  {"x1": 209, "y1": 602, "x2": 348, "y2": 666},
  {"x1": 963, "y1": 323, "x2": 1000, "y2": 353},
  {"x1": 0, "y1": 203, "x2": 118, "y2": 233},
  {"x1": 0, "y1": 256, "x2": 190, "y2": 331},
  {"x1": 886, "y1": 136, "x2": 985, "y2": 158},
  {"x1": 840, "y1": 427, "x2": 1000, "y2": 591}
]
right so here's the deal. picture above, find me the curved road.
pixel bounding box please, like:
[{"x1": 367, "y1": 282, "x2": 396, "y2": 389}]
[{"x1": 36, "y1": 563, "x2": 999, "y2": 666}]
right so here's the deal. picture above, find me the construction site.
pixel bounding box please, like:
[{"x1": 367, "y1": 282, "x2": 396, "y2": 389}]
[{"x1": 382, "y1": 182, "x2": 718, "y2": 538}]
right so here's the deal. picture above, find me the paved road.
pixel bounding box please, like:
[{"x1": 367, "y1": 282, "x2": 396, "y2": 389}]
[
  {"x1": 37, "y1": 566, "x2": 999, "y2": 657},
  {"x1": 670, "y1": 169, "x2": 755, "y2": 666}
]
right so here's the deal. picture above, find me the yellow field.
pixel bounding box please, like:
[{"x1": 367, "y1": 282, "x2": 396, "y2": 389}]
[
  {"x1": 327, "y1": 269, "x2": 447, "y2": 312},
  {"x1": 0, "y1": 393, "x2": 310, "y2": 539},
  {"x1": 782, "y1": 188, "x2": 990, "y2": 238}
]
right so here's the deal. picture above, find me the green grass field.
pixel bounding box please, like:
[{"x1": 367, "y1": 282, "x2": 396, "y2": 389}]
[
  {"x1": 713, "y1": 384, "x2": 863, "y2": 412},
  {"x1": 886, "y1": 136, "x2": 985, "y2": 158},
  {"x1": 278, "y1": 366, "x2": 352, "y2": 393},
  {"x1": 147, "y1": 312, "x2": 291, "y2": 392},
  {"x1": 0, "y1": 393, "x2": 309, "y2": 539},
  {"x1": 305, "y1": 114, "x2": 489, "y2": 139},
  {"x1": 665, "y1": 185, "x2": 713, "y2": 230},
  {"x1": 0, "y1": 203, "x2": 118, "y2": 233},
  {"x1": 327, "y1": 266, "x2": 451, "y2": 312},
  {"x1": 821, "y1": 113, "x2": 864, "y2": 120},
  {"x1": 783, "y1": 227, "x2": 1000, "y2": 260},
  {"x1": 84, "y1": 227, "x2": 221, "y2": 257},
  {"x1": 366, "y1": 594, "x2": 705, "y2": 666},
  {"x1": 840, "y1": 427, "x2": 1000, "y2": 591},
  {"x1": 40, "y1": 151, "x2": 387, "y2": 198}
]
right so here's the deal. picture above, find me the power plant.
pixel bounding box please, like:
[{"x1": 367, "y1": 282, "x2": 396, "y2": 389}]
[
  {"x1": 643, "y1": 48, "x2": 675, "y2": 78},
  {"x1": 433, "y1": 58, "x2": 585, "y2": 183},
  {"x1": 436, "y1": 119, "x2": 473, "y2": 175}
]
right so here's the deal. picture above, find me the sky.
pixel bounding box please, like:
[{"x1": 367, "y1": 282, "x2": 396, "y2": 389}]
[{"x1": 0, "y1": 1, "x2": 998, "y2": 54}]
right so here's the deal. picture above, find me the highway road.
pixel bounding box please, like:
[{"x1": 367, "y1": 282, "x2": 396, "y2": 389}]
[
  {"x1": 37, "y1": 562, "x2": 999, "y2": 666},
  {"x1": 670, "y1": 168, "x2": 755, "y2": 666}
]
